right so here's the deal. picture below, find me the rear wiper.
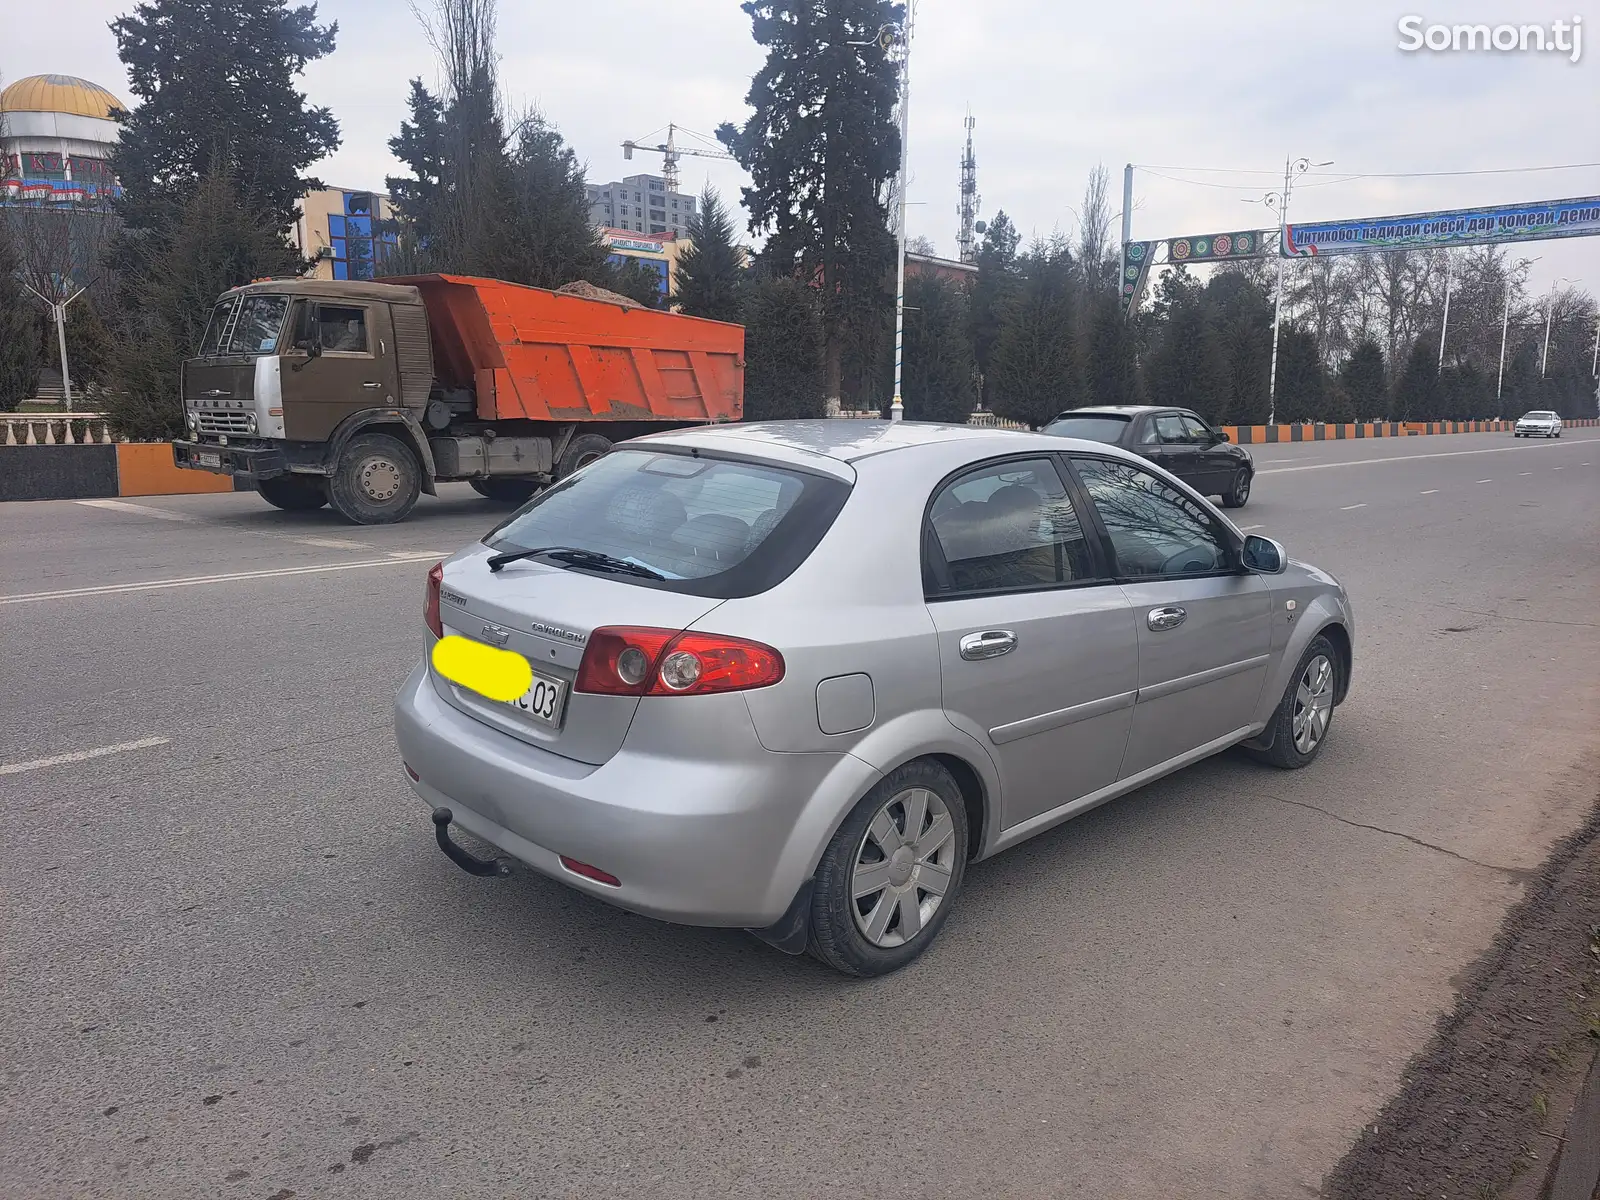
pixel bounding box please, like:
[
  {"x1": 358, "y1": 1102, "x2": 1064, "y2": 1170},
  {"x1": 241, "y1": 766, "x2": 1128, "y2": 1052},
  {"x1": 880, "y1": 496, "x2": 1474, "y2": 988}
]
[{"x1": 486, "y1": 545, "x2": 664, "y2": 580}]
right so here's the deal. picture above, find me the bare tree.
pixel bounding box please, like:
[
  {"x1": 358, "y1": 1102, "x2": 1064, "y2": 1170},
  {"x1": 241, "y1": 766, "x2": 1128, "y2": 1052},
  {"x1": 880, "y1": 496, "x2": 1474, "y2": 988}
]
[{"x1": 1076, "y1": 164, "x2": 1116, "y2": 293}]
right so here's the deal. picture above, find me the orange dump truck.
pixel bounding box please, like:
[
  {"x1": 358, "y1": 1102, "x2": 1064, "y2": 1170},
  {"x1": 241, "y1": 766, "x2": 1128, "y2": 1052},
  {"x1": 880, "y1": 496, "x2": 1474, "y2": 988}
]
[{"x1": 171, "y1": 273, "x2": 744, "y2": 524}]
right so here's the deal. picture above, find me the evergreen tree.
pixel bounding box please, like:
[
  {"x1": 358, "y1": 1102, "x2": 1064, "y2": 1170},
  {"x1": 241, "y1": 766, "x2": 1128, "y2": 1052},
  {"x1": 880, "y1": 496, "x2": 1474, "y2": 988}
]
[
  {"x1": 969, "y1": 211, "x2": 1019, "y2": 408},
  {"x1": 501, "y1": 112, "x2": 611, "y2": 289},
  {"x1": 900, "y1": 273, "x2": 976, "y2": 422},
  {"x1": 1206, "y1": 271, "x2": 1272, "y2": 425},
  {"x1": 741, "y1": 277, "x2": 826, "y2": 421},
  {"x1": 1143, "y1": 280, "x2": 1229, "y2": 423},
  {"x1": 1339, "y1": 339, "x2": 1388, "y2": 420},
  {"x1": 718, "y1": 0, "x2": 903, "y2": 406},
  {"x1": 110, "y1": 0, "x2": 339, "y2": 233},
  {"x1": 987, "y1": 238, "x2": 1082, "y2": 428},
  {"x1": 1083, "y1": 290, "x2": 1138, "y2": 407},
  {"x1": 0, "y1": 220, "x2": 44, "y2": 412},
  {"x1": 1272, "y1": 327, "x2": 1326, "y2": 423},
  {"x1": 1391, "y1": 336, "x2": 1439, "y2": 421},
  {"x1": 674, "y1": 185, "x2": 743, "y2": 322}
]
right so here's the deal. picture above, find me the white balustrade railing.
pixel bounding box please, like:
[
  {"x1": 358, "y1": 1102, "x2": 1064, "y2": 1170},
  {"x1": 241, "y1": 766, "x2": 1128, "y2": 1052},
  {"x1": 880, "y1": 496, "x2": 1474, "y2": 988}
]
[{"x1": 0, "y1": 413, "x2": 119, "y2": 446}]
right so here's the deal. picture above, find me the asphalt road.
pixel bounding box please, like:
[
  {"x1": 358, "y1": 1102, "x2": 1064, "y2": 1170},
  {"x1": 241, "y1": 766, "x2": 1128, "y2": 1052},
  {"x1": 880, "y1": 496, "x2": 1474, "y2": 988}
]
[{"x1": 2, "y1": 428, "x2": 1597, "y2": 1200}]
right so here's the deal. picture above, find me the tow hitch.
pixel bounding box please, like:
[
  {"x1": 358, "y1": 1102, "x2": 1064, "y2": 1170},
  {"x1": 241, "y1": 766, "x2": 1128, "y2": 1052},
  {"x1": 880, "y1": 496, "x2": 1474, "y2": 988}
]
[{"x1": 431, "y1": 807, "x2": 513, "y2": 878}]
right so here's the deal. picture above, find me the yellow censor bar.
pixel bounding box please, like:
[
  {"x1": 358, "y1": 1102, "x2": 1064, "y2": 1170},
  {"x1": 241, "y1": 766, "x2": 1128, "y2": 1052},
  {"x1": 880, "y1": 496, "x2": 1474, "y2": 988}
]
[{"x1": 431, "y1": 635, "x2": 534, "y2": 704}]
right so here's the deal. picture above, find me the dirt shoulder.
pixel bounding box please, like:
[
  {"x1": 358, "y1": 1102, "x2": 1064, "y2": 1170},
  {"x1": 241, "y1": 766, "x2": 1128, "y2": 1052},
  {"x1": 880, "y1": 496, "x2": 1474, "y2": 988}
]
[{"x1": 1323, "y1": 794, "x2": 1600, "y2": 1199}]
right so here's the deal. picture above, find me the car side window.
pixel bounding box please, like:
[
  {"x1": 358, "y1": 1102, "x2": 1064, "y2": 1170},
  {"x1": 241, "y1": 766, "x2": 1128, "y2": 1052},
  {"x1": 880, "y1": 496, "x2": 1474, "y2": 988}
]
[
  {"x1": 1072, "y1": 457, "x2": 1231, "y2": 579},
  {"x1": 1180, "y1": 415, "x2": 1213, "y2": 443},
  {"x1": 925, "y1": 457, "x2": 1099, "y2": 597},
  {"x1": 1154, "y1": 413, "x2": 1188, "y2": 444},
  {"x1": 317, "y1": 305, "x2": 370, "y2": 354},
  {"x1": 1136, "y1": 418, "x2": 1159, "y2": 445}
]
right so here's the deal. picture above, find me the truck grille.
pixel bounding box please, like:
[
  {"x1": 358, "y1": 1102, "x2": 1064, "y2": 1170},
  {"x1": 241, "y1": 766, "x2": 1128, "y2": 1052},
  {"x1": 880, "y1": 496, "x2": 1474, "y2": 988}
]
[{"x1": 196, "y1": 411, "x2": 254, "y2": 434}]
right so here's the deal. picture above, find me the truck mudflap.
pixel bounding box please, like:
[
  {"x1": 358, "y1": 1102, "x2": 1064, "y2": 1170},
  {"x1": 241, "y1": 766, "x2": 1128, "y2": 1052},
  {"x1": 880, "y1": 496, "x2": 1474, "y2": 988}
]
[{"x1": 172, "y1": 439, "x2": 287, "y2": 480}]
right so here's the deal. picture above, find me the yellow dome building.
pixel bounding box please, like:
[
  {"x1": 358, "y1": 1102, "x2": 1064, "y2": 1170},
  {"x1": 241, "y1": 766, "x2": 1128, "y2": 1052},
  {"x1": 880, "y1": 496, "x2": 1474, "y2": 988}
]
[{"x1": 1, "y1": 73, "x2": 126, "y2": 205}]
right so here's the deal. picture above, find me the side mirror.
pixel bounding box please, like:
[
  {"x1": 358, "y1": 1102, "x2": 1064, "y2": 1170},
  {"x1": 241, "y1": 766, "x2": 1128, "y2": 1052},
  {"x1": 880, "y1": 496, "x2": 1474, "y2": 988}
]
[
  {"x1": 1242, "y1": 534, "x2": 1287, "y2": 575},
  {"x1": 1215, "y1": 430, "x2": 1230, "y2": 442}
]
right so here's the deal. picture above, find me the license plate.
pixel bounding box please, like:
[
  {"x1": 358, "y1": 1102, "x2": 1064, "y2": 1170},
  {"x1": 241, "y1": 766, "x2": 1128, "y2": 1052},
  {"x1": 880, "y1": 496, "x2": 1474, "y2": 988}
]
[
  {"x1": 507, "y1": 670, "x2": 566, "y2": 728},
  {"x1": 198, "y1": 451, "x2": 221, "y2": 468}
]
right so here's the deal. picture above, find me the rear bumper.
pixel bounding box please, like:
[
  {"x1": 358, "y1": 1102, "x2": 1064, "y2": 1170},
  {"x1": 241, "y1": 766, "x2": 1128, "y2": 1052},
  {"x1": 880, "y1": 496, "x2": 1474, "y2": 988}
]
[
  {"x1": 393, "y1": 661, "x2": 878, "y2": 927},
  {"x1": 172, "y1": 439, "x2": 287, "y2": 479}
]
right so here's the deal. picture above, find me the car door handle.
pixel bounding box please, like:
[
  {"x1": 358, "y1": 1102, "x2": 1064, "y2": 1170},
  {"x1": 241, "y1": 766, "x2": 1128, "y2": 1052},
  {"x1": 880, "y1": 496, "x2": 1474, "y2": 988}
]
[
  {"x1": 1147, "y1": 606, "x2": 1187, "y2": 632},
  {"x1": 959, "y1": 630, "x2": 1017, "y2": 660},
  {"x1": 362, "y1": 381, "x2": 382, "y2": 388}
]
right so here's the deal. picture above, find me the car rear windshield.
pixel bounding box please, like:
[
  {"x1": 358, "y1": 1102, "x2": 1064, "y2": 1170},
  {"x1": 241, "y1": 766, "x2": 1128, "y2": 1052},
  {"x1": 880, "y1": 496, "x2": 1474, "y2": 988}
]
[
  {"x1": 1042, "y1": 415, "x2": 1131, "y2": 443},
  {"x1": 1524, "y1": 411, "x2": 1556, "y2": 418},
  {"x1": 484, "y1": 448, "x2": 852, "y2": 599}
]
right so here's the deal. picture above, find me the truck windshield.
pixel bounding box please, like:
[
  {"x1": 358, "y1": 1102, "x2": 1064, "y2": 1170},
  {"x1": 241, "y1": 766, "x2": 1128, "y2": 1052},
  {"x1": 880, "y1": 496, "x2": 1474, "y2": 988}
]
[
  {"x1": 484, "y1": 448, "x2": 852, "y2": 599},
  {"x1": 196, "y1": 295, "x2": 291, "y2": 357},
  {"x1": 198, "y1": 302, "x2": 234, "y2": 356}
]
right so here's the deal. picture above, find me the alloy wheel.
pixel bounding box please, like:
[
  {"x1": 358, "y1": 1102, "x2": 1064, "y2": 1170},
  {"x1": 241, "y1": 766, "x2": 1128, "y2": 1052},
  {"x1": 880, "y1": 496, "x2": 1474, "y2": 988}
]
[
  {"x1": 1292, "y1": 653, "x2": 1335, "y2": 754},
  {"x1": 851, "y1": 787, "x2": 957, "y2": 948}
]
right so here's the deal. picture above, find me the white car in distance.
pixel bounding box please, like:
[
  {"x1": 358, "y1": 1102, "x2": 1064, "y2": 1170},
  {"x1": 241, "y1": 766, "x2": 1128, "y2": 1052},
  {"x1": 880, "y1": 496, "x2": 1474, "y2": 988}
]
[{"x1": 1513, "y1": 411, "x2": 1563, "y2": 438}]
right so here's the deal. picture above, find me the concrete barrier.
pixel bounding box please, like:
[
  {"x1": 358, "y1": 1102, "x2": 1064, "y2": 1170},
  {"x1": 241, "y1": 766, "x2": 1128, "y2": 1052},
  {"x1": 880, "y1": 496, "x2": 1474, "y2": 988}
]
[
  {"x1": 1220, "y1": 418, "x2": 1599, "y2": 444},
  {"x1": 0, "y1": 445, "x2": 120, "y2": 502}
]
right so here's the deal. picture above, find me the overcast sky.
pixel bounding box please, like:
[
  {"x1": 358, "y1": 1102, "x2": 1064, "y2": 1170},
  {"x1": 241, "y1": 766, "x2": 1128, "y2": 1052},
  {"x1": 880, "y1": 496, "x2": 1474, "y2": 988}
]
[{"x1": 6, "y1": 0, "x2": 1598, "y2": 293}]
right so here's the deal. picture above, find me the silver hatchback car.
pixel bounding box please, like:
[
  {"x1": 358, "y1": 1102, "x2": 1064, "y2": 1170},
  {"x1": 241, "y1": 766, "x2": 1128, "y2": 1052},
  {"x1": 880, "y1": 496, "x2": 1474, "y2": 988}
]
[{"x1": 395, "y1": 421, "x2": 1354, "y2": 976}]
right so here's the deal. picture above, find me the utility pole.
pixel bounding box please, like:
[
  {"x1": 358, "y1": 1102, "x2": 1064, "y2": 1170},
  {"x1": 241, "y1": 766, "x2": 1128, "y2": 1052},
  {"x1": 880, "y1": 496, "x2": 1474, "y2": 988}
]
[
  {"x1": 1121, "y1": 163, "x2": 1133, "y2": 248},
  {"x1": 22, "y1": 282, "x2": 87, "y2": 409},
  {"x1": 887, "y1": 6, "x2": 915, "y2": 423},
  {"x1": 1258, "y1": 156, "x2": 1331, "y2": 426},
  {"x1": 1437, "y1": 253, "x2": 1453, "y2": 371},
  {"x1": 1497, "y1": 282, "x2": 1511, "y2": 402}
]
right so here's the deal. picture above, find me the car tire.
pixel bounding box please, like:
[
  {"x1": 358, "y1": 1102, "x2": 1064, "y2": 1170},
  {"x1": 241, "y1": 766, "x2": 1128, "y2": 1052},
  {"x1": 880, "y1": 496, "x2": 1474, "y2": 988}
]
[
  {"x1": 470, "y1": 478, "x2": 541, "y2": 504},
  {"x1": 1245, "y1": 634, "x2": 1340, "y2": 770},
  {"x1": 256, "y1": 474, "x2": 328, "y2": 512},
  {"x1": 806, "y1": 759, "x2": 969, "y2": 978},
  {"x1": 1220, "y1": 467, "x2": 1252, "y2": 509},
  {"x1": 328, "y1": 432, "x2": 422, "y2": 525},
  {"x1": 556, "y1": 433, "x2": 612, "y2": 480}
]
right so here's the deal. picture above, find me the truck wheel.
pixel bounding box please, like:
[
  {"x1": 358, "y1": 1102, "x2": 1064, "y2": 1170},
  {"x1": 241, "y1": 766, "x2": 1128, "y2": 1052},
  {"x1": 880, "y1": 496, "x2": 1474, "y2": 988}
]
[
  {"x1": 556, "y1": 433, "x2": 612, "y2": 480},
  {"x1": 470, "y1": 479, "x2": 540, "y2": 504},
  {"x1": 257, "y1": 475, "x2": 328, "y2": 512},
  {"x1": 329, "y1": 432, "x2": 422, "y2": 525}
]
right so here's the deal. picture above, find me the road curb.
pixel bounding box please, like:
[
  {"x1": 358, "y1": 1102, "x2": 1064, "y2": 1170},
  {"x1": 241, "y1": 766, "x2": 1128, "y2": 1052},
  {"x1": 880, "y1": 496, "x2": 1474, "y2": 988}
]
[
  {"x1": 1222, "y1": 417, "x2": 1600, "y2": 444},
  {"x1": 1540, "y1": 1047, "x2": 1600, "y2": 1200}
]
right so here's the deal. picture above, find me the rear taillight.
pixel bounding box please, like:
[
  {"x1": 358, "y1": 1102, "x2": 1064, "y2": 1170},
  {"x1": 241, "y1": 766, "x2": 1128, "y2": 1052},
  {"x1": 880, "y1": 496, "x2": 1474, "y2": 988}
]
[
  {"x1": 424, "y1": 562, "x2": 443, "y2": 638},
  {"x1": 575, "y1": 626, "x2": 784, "y2": 697}
]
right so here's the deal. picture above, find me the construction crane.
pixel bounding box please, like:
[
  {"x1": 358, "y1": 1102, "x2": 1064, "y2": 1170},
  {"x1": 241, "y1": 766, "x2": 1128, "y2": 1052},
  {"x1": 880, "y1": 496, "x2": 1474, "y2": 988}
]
[{"x1": 621, "y1": 124, "x2": 736, "y2": 195}]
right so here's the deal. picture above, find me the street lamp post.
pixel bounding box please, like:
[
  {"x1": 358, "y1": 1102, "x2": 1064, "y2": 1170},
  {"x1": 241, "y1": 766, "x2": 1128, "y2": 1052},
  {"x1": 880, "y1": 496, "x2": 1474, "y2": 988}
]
[
  {"x1": 21, "y1": 282, "x2": 88, "y2": 410},
  {"x1": 1437, "y1": 253, "x2": 1453, "y2": 371},
  {"x1": 1258, "y1": 156, "x2": 1332, "y2": 426}
]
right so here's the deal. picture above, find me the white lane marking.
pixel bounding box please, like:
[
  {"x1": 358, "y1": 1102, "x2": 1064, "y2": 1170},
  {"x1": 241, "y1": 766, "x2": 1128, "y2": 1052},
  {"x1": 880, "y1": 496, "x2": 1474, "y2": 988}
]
[
  {"x1": 1339, "y1": 503, "x2": 1367, "y2": 511},
  {"x1": 389, "y1": 549, "x2": 447, "y2": 560},
  {"x1": 0, "y1": 736, "x2": 169, "y2": 777},
  {"x1": 1259, "y1": 441, "x2": 1585, "y2": 475},
  {"x1": 1553, "y1": 466, "x2": 1564, "y2": 470},
  {"x1": 1420, "y1": 489, "x2": 1439, "y2": 495},
  {"x1": 79, "y1": 498, "x2": 380, "y2": 553},
  {"x1": 292, "y1": 536, "x2": 373, "y2": 550},
  {"x1": 0, "y1": 554, "x2": 442, "y2": 606},
  {"x1": 1240, "y1": 524, "x2": 1264, "y2": 531},
  {"x1": 76, "y1": 499, "x2": 198, "y2": 522},
  {"x1": 1476, "y1": 479, "x2": 1492, "y2": 484},
  {"x1": 1519, "y1": 471, "x2": 1533, "y2": 475}
]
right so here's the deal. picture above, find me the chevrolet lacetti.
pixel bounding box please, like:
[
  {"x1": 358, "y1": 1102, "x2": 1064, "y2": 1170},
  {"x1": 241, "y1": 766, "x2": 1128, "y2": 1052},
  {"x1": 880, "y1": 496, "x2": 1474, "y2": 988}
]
[{"x1": 394, "y1": 421, "x2": 1355, "y2": 976}]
